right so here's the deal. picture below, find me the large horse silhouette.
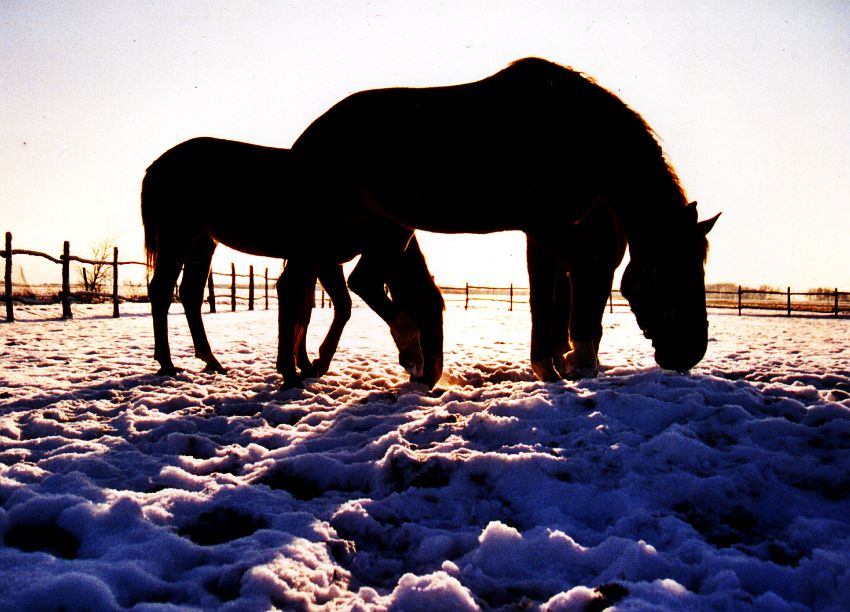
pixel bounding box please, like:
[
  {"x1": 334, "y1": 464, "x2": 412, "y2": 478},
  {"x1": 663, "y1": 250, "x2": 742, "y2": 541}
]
[
  {"x1": 141, "y1": 138, "x2": 444, "y2": 389},
  {"x1": 288, "y1": 57, "x2": 719, "y2": 379}
]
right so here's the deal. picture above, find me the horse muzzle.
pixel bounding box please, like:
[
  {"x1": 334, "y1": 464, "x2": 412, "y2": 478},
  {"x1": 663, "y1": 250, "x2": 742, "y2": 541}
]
[{"x1": 649, "y1": 314, "x2": 708, "y2": 373}]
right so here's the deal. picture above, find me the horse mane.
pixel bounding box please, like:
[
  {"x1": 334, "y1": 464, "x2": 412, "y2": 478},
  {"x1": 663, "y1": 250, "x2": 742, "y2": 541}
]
[
  {"x1": 503, "y1": 58, "x2": 704, "y2": 260},
  {"x1": 505, "y1": 58, "x2": 688, "y2": 203}
]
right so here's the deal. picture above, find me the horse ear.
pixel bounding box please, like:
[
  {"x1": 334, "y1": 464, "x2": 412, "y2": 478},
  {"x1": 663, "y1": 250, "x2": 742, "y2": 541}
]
[{"x1": 699, "y1": 212, "x2": 721, "y2": 235}]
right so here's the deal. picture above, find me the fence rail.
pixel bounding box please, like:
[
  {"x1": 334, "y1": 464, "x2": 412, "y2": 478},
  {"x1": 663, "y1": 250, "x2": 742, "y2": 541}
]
[
  {"x1": 1, "y1": 232, "x2": 277, "y2": 322},
  {"x1": 2, "y1": 232, "x2": 143, "y2": 321},
  {"x1": 3, "y1": 232, "x2": 849, "y2": 322},
  {"x1": 706, "y1": 287, "x2": 850, "y2": 317}
]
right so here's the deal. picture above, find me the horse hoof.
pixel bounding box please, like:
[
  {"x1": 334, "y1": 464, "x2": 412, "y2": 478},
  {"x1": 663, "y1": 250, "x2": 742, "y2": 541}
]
[
  {"x1": 299, "y1": 363, "x2": 319, "y2": 380},
  {"x1": 411, "y1": 357, "x2": 442, "y2": 388},
  {"x1": 563, "y1": 366, "x2": 598, "y2": 380},
  {"x1": 410, "y1": 371, "x2": 438, "y2": 388},
  {"x1": 397, "y1": 344, "x2": 424, "y2": 378},
  {"x1": 281, "y1": 378, "x2": 304, "y2": 391},
  {"x1": 203, "y1": 363, "x2": 227, "y2": 374},
  {"x1": 561, "y1": 346, "x2": 599, "y2": 380},
  {"x1": 531, "y1": 360, "x2": 561, "y2": 382},
  {"x1": 561, "y1": 357, "x2": 598, "y2": 380},
  {"x1": 401, "y1": 358, "x2": 424, "y2": 379},
  {"x1": 311, "y1": 359, "x2": 330, "y2": 377},
  {"x1": 156, "y1": 365, "x2": 182, "y2": 377}
]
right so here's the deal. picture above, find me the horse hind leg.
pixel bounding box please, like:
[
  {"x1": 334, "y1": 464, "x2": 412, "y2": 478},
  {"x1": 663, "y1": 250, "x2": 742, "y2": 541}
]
[
  {"x1": 276, "y1": 260, "x2": 319, "y2": 389},
  {"x1": 311, "y1": 264, "x2": 352, "y2": 377},
  {"x1": 179, "y1": 236, "x2": 225, "y2": 373},
  {"x1": 148, "y1": 248, "x2": 184, "y2": 376}
]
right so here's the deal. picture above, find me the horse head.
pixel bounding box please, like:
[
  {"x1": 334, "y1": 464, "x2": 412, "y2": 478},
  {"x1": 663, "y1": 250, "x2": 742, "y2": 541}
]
[{"x1": 621, "y1": 202, "x2": 720, "y2": 372}]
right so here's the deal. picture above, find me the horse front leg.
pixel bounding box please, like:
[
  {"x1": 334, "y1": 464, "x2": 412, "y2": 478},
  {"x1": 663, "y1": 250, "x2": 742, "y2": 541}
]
[
  {"x1": 276, "y1": 261, "x2": 318, "y2": 389},
  {"x1": 348, "y1": 247, "x2": 424, "y2": 379},
  {"x1": 561, "y1": 268, "x2": 600, "y2": 379},
  {"x1": 526, "y1": 240, "x2": 561, "y2": 382},
  {"x1": 550, "y1": 267, "x2": 572, "y2": 378},
  {"x1": 312, "y1": 264, "x2": 352, "y2": 377},
  {"x1": 578, "y1": 266, "x2": 619, "y2": 376}
]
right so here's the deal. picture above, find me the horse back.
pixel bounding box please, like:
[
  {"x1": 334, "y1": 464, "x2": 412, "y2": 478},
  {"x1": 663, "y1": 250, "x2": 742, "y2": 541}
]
[
  {"x1": 142, "y1": 137, "x2": 391, "y2": 262},
  {"x1": 291, "y1": 58, "x2": 661, "y2": 233},
  {"x1": 142, "y1": 138, "x2": 300, "y2": 257}
]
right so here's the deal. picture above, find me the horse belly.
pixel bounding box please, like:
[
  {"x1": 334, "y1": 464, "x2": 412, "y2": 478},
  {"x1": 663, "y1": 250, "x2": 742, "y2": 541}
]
[
  {"x1": 207, "y1": 211, "x2": 364, "y2": 264},
  {"x1": 361, "y1": 181, "x2": 522, "y2": 234}
]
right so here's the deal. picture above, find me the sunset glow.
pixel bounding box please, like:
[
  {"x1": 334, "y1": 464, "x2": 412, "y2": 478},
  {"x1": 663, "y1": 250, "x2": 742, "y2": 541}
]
[{"x1": 2, "y1": 1, "x2": 848, "y2": 289}]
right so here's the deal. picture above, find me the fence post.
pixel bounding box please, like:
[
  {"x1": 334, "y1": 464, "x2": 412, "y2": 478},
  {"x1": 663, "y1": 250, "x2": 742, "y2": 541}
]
[
  {"x1": 112, "y1": 247, "x2": 119, "y2": 318},
  {"x1": 248, "y1": 265, "x2": 255, "y2": 311},
  {"x1": 737, "y1": 285, "x2": 742, "y2": 316},
  {"x1": 207, "y1": 273, "x2": 216, "y2": 313},
  {"x1": 4, "y1": 232, "x2": 13, "y2": 322},
  {"x1": 465, "y1": 283, "x2": 469, "y2": 310},
  {"x1": 321, "y1": 287, "x2": 325, "y2": 308},
  {"x1": 61, "y1": 241, "x2": 72, "y2": 319},
  {"x1": 609, "y1": 291, "x2": 614, "y2": 314},
  {"x1": 265, "y1": 268, "x2": 269, "y2": 310},
  {"x1": 835, "y1": 288, "x2": 840, "y2": 318},
  {"x1": 231, "y1": 263, "x2": 236, "y2": 312},
  {"x1": 787, "y1": 286, "x2": 791, "y2": 317},
  {"x1": 509, "y1": 283, "x2": 513, "y2": 311}
]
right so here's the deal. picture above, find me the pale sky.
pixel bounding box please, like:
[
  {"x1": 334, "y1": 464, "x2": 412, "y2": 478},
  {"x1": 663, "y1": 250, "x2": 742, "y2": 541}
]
[{"x1": 2, "y1": 1, "x2": 848, "y2": 290}]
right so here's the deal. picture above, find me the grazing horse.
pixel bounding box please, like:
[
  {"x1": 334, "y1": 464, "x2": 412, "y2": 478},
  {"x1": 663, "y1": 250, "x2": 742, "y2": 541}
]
[
  {"x1": 289, "y1": 57, "x2": 719, "y2": 378},
  {"x1": 141, "y1": 137, "x2": 444, "y2": 389}
]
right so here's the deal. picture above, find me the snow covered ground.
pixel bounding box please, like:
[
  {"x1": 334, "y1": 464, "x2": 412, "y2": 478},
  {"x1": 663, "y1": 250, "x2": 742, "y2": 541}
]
[{"x1": 1, "y1": 302, "x2": 849, "y2": 611}]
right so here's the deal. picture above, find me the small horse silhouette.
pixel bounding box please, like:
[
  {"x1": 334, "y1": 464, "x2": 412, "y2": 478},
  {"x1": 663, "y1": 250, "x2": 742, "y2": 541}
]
[{"x1": 141, "y1": 138, "x2": 444, "y2": 389}]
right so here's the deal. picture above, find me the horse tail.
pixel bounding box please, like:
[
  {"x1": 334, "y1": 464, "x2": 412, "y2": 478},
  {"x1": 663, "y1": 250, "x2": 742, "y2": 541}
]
[{"x1": 140, "y1": 162, "x2": 161, "y2": 271}]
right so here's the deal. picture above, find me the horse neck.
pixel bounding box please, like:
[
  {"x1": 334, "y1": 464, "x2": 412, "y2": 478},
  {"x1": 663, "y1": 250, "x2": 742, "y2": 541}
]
[{"x1": 611, "y1": 174, "x2": 688, "y2": 262}]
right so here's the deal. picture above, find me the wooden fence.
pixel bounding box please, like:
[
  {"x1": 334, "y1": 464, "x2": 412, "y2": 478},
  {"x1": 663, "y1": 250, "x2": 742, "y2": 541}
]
[
  {"x1": 3, "y1": 232, "x2": 849, "y2": 322},
  {"x1": 437, "y1": 284, "x2": 849, "y2": 318},
  {"x1": 0, "y1": 231, "x2": 281, "y2": 322},
  {"x1": 2, "y1": 232, "x2": 147, "y2": 322},
  {"x1": 441, "y1": 284, "x2": 525, "y2": 311},
  {"x1": 706, "y1": 286, "x2": 850, "y2": 317}
]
